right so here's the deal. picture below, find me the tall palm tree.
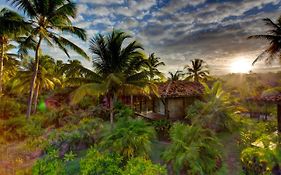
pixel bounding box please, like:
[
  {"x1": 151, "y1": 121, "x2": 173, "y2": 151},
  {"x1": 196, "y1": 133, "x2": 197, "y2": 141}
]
[
  {"x1": 185, "y1": 59, "x2": 209, "y2": 82},
  {"x1": 72, "y1": 30, "x2": 156, "y2": 128},
  {"x1": 12, "y1": 55, "x2": 61, "y2": 113},
  {"x1": 248, "y1": 17, "x2": 281, "y2": 65},
  {"x1": 9, "y1": 0, "x2": 89, "y2": 119},
  {"x1": 168, "y1": 70, "x2": 184, "y2": 81},
  {"x1": 0, "y1": 8, "x2": 28, "y2": 95},
  {"x1": 145, "y1": 53, "x2": 165, "y2": 81}
]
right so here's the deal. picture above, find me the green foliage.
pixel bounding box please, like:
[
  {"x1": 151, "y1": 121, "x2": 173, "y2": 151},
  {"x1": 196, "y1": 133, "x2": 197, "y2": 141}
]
[
  {"x1": 48, "y1": 118, "x2": 103, "y2": 154},
  {"x1": 80, "y1": 148, "x2": 122, "y2": 175},
  {"x1": 241, "y1": 133, "x2": 281, "y2": 174},
  {"x1": 0, "y1": 97, "x2": 23, "y2": 119},
  {"x1": 186, "y1": 81, "x2": 237, "y2": 132},
  {"x1": 0, "y1": 115, "x2": 43, "y2": 141},
  {"x1": 114, "y1": 101, "x2": 134, "y2": 119},
  {"x1": 122, "y1": 157, "x2": 167, "y2": 175},
  {"x1": 32, "y1": 149, "x2": 66, "y2": 175},
  {"x1": 239, "y1": 118, "x2": 277, "y2": 148},
  {"x1": 101, "y1": 118, "x2": 156, "y2": 160},
  {"x1": 43, "y1": 106, "x2": 78, "y2": 128},
  {"x1": 151, "y1": 119, "x2": 171, "y2": 140},
  {"x1": 163, "y1": 123, "x2": 222, "y2": 175}
]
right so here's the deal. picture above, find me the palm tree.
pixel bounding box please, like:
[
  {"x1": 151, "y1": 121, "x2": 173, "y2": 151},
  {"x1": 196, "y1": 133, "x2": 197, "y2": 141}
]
[
  {"x1": 163, "y1": 123, "x2": 221, "y2": 174},
  {"x1": 0, "y1": 8, "x2": 29, "y2": 95},
  {"x1": 168, "y1": 70, "x2": 184, "y2": 81},
  {"x1": 101, "y1": 118, "x2": 156, "y2": 160},
  {"x1": 184, "y1": 59, "x2": 209, "y2": 82},
  {"x1": 248, "y1": 17, "x2": 281, "y2": 65},
  {"x1": 186, "y1": 81, "x2": 236, "y2": 132},
  {"x1": 71, "y1": 30, "x2": 156, "y2": 128},
  {"x1": 9, "y1": 0, "x2": 89, "y2": 119},
  {"x1": 145, "y1": 53, "x2": 165, "y2": 81},
  {"x1": 12, "y1": 55, "x2": 61, "y2": 113}
]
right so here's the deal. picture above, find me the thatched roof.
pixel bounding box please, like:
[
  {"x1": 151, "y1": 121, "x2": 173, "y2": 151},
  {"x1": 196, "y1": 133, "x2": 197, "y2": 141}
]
[{"x1": 157, "y1": 80, "x2": 204, "y2": 98}]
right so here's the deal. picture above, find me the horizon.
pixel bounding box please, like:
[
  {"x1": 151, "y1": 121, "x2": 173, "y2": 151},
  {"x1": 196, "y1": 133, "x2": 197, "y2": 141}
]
[{"x1": 1, "y1": 0, "x2": 281, "y2": 75}]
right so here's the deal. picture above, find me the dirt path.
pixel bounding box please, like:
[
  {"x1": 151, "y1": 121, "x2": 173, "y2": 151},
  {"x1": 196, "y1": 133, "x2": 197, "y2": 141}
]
[
  {"x1": 220, "y1": 132, "x2": 243, "y2": 175},
  {"x1": 0, "y1": 142, "x2": 40, "y2": 175}
]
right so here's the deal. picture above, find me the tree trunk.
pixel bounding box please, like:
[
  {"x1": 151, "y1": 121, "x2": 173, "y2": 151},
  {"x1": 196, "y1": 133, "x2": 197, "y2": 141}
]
[
  {"x1": 130, "y1": 95, "x2": 134, "y2": 109},
  {"x1": 26, "y1": 37, "x2": 42, "y2": 119},
  {"x1": 109, "y1": 94, "x2": 116, "y2": 130},
  {"x1": 0, "y1": 42, "x2": 4, "y2": 95},
  {"x1": 277, "y1": 104, "x2": 281, "y2": 135},
  {"x1": 32, "y1": 82, "x2": 40, "y2": 114}
]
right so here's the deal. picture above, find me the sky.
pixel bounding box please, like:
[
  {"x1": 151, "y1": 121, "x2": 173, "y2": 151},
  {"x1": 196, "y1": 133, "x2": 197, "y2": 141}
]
[{"x1": 1, "y1": 0, "x2": 281, "y2": 75}]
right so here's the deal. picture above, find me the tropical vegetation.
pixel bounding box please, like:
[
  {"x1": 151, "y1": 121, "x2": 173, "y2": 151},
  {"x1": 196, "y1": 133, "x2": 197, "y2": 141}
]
[{"x1": 0, "y1": 1, "x2": 280, "y2": 175}]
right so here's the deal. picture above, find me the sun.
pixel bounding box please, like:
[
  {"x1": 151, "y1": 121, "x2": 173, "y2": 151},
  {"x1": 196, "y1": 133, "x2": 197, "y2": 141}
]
[{"x1": 230, "y1": 59, "x2": 252, "y2": 73}]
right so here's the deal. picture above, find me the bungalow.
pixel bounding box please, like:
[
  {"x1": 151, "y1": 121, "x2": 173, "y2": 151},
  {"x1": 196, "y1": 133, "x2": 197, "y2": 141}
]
[
  {"x1": 247, "y1": 94, "x2": 281, "y2": 133},
  {"x1": 133, "y1": 80, "x2": 204, "y2": 120}
]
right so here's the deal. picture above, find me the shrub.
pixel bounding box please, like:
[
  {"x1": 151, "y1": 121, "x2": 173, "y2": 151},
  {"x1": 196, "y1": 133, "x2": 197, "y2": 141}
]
[
  {"x1": 101, "y1": 118, "x2": 156, "y2": 160},
  {"x1": 32, "y1": 149, "x2": 66, "y2": 175},
  {"x1": 0, "y1": 116, "x2": 43, "y2": 141},
  {"x1": 239, "y1": 118, "x2": 277, "y2": 148},
  {"x1": 80, "y1": 148, "x2": 122, "y2": 175},
  {"x1": 241, "y1": 133, "x2": 281, "y2": 174},
  {"x1": 0, "y1": 97, "x2": 23, "y2": 119},
  {"x1": 163, "y1": 123, "x2": 222, "y2": 174},
  {"x1": 47, "y1": 118, "x2": 103, "y2": 155},
  {"x1": 123, "y1": 157, "x2": 167, "y2": 175},
  {"x1": 151, "y1": 119, "x2": 171, "y2": 140}
]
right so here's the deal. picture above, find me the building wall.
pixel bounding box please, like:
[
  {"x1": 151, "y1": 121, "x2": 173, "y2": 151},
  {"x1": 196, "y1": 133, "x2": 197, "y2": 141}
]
[
  {"x1": 153, "y1": 97, "x2": 198, "y2": 119},
  {"x1": 168, "y1": 98, "x2": 185, "y2": 119},
  {"x1": 154, "y1": 99, "x2": 165, "y2": 115}
]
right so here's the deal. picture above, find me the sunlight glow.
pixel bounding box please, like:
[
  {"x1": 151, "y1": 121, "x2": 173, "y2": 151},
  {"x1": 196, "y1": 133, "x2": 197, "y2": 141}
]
[{"x1": 230, "y1": 59, "x2": 252, "y2": 73}]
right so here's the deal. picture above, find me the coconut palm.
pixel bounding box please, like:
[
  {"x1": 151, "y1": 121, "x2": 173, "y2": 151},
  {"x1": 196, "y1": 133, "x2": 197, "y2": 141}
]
[
  {"x1": 162, "y1": 123, "x2": 221, "y2": 174},
  {"x1": 12, "y1": 55, "x2": 61, "y2": 113},
  {"x1": 101, "y1": 118, "x2": 156, "y2": 160},
  {"x1": 168, "y1": 70, "x2": 184, "y2": 81},
  {"x1": 248, "y1": 17, "x2": 281, "y2": 65},
  {"x1": 0, "y1": 8, "x2": 29, "y2": 95},
  {"x1": 145, "y1": 53, "x2": 165, "y2": 81},
  {"x1": 184, "y1": 59, "x2": 209, "y2": 82},
  {"x1": 9, "y1": 0, "x2": 89, "y2": 119},
  {"x1": 71, "y1": 30, "x2": 157, "y2": 128}
]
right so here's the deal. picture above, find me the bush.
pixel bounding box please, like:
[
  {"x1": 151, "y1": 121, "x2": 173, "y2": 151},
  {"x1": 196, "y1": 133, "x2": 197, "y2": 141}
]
[
  {"x1": 101, "y1": 118, "x2": 156, "y2": 160},
  {"x1": 47, "y1": 118, "x2": 103, "y2": 155},
  {"x1": 0, "y1": 116, "x2": 43, "y2": 141},
  {"x1": 32, "y1": 149, "x2": 66, "y2": 175},
  {"x1": 239, "y1": 118, "x2": 277, "y2": 148},
  {"x1": 0, "y1": 97, "x2": 23, "y2": 119},
  {"x1": 151, "y1": 119, "x2": 171, "y2": 140},
  {"x1": 80, "y1": 148, "x2": 122, "y2": 175},
  {"x1": 123, "y1": 157, "x2": 167, "y2": 175},
  {"x1": 163, "y1": 123, "x2": 222, "y2": 174},
  {"x1": 241, "y1": 133, "x2": 281, "y2": 174}
]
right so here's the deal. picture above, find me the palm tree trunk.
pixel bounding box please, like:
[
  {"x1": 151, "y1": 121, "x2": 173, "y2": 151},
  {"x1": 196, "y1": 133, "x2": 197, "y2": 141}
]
[
  {"x1": 32, "y1": 82, "x2": 40, "y2": 114},
  {"x1": 26, "y1": 37, "x2": 42, "y2": 119},
  {"x1": 109, "y1": 94, "x2": 116, "y2": 130},
  {"x1": 0, "y1": 42, "x2": 4, "y2": 95},
  {"x1": 194, "y1": 72, "x2": 199, "y2": 82}
]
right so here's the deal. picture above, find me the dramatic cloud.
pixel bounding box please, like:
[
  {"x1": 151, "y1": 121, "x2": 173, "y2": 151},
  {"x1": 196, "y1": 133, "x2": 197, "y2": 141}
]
[{"x1": 1, "y1": 0, "x2": 281, "y2": 74}]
